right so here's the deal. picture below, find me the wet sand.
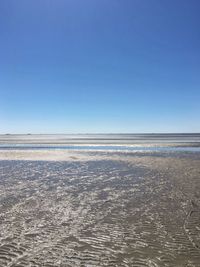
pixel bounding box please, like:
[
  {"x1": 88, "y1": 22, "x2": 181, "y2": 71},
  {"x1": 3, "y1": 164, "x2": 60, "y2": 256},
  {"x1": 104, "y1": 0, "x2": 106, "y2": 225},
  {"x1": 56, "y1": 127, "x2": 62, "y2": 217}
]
[{"x1": 0, "y1": 139, "x2": 200, "y2": 266}]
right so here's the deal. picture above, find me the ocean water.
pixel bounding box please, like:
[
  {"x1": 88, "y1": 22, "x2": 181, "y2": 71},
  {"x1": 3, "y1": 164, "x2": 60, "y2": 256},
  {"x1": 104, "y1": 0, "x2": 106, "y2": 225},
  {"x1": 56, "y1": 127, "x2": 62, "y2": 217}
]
[{"x1": 1, "y1": 133, "x2": 200, "y2": 143}]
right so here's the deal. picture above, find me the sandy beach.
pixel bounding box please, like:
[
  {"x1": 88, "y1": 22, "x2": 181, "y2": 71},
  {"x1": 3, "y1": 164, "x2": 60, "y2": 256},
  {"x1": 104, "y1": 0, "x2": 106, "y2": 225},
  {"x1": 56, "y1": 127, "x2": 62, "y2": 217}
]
[{"x1": 0, "y1": 135, "x2": 200, "y2": 266}]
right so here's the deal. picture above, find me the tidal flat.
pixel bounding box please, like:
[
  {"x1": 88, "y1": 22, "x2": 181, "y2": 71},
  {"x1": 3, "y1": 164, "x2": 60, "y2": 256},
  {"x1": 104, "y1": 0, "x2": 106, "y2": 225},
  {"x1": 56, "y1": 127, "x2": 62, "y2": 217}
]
[{"x1": 0, "y1": 134, "x2": 200, "y2": 266}]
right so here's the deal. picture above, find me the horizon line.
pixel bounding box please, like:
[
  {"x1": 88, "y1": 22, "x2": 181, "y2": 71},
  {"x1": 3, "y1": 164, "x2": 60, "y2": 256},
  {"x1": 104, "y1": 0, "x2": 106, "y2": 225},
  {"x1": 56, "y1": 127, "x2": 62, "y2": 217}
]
[{"x1": 1, "y1": 132, "x2": 200, "y2": 135}]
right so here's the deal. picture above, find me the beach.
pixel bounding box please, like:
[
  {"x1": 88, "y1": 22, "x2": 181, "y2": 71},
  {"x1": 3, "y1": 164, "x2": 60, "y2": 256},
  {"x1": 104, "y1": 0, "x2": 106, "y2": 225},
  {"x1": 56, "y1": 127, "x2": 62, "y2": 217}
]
[{"x1": 0, "y1": 134, "x2": 200, "y2": 266}]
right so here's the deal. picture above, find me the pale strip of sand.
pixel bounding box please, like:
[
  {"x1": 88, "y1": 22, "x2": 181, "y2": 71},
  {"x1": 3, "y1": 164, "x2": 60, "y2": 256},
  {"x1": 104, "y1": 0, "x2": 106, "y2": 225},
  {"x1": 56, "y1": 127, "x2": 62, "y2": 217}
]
[{"x1": 0, "y1": 150, "x2": 97, "y2": 161}]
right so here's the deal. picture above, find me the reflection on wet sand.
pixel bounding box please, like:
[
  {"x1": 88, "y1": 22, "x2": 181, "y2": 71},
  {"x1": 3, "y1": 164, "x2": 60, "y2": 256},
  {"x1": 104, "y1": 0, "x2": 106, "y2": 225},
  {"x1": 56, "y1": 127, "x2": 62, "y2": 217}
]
[{"x1": 0, "y1": 151, "x2": 200, "y2": 266}]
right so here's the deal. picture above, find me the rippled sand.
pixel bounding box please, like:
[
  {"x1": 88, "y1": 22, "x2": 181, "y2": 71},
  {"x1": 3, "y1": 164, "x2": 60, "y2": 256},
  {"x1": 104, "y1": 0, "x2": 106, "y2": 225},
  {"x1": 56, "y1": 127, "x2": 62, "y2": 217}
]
[{"x1": 0, "y1": 150, "x2": 200, "y2": 266}]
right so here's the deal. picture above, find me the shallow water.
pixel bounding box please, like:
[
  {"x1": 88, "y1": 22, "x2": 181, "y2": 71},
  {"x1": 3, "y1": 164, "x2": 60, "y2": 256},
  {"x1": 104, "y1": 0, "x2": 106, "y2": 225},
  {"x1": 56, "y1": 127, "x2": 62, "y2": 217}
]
[
  {"x1": 1, "y1": 144, "x2": 200, "y2": 153},
  {"x1": 1, "y1": 133, "x2": 200, "y2": 153},
  {"x1": 1, "y1": 133, "x2": 200, "y2": 144}
]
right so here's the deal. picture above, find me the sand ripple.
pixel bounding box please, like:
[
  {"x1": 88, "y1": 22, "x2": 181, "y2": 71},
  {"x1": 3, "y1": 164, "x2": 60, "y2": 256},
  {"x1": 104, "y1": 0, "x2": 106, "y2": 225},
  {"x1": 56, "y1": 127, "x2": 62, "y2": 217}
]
[{"x1": 0, "y1": 155, "x2": 200, "y2": 266}]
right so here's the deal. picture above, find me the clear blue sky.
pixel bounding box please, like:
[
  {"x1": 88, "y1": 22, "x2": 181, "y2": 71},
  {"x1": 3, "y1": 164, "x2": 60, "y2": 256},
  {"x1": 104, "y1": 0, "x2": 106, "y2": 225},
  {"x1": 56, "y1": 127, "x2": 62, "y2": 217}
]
[{"x1": 0, "y1": 0, "x2": 200, "y2": 133}]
